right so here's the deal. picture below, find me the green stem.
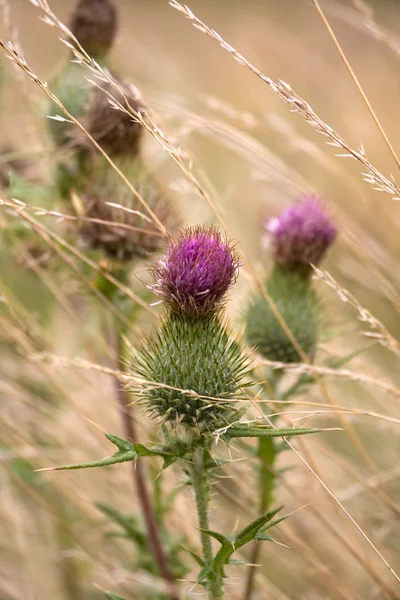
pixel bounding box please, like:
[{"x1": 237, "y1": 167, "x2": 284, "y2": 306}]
[
  {"x1": 191, "y1": 446, "x2": 222, "y2": 599},
  {"x1": 244, "y1": 438, "x2": 276, "y2": 600},
  {"x1": 244, "y1": 369, "x2": 282, "y2": 600}
]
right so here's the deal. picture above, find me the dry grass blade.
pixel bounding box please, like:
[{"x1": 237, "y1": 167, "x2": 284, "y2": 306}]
[
  {"x1": 312, "y1": 0, "x2": 400, "y2": 170},
  {"x1": 259, "y1": 359, "x2": 400, "y2": 401},
  {"x1": 0, "y1": 196, "x2": 162, "y2": 237},
  {"x1": 169, "y1": 1, "x2": 400, "y2": 201},
  {"x1": 242, "y1": 382, "x2": 400, "y2": 587},
  {"x1": 0, "y1": 38, "x2": 167, "y2": 235},
  {"x1": 1, "y1": 197, "x2": 153, "y2": 315},
  {"x1": 313, "y1": 267, "x2": 400, "y2": 357},
  {"x1": 287, "y1": 439, "x2": 400, "y2": 584}
]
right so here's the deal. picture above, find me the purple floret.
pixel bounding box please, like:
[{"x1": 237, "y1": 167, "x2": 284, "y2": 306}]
[
  {"x1": 266, "y1": 196, "x2": 337, "y2": 271},
  {"x1": 151, "y1": 226, "x2": 239, "y2": 316}
]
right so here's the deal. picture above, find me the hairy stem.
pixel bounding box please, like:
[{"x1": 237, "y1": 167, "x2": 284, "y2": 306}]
[
  {"x1": 191, "y1": 446, "x2": 222, "y2": 599},
  {"x1": 109, "y1": 323, "x2": 180, "y2": 600}
]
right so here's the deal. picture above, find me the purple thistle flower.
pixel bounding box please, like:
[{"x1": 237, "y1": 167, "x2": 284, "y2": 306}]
[
  {"x1": 151, "y1": 225, "x2": 239, "y2": 316},
  {"x1": 266, "y1": 196, "x2": 337, "y2": 272}
]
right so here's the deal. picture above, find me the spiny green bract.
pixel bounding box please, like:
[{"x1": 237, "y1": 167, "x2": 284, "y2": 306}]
[
  {"x1": 134, "y1": 314, "x2": 250, "y2": 430},
  {"x1": 245, "y1": 267, "x2": 320, "y2": 363}
]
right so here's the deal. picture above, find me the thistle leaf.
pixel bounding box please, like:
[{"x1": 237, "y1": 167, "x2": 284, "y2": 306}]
[
  {"x1": 44, "y1": 449, "x2": 138, "y2": 471},
  {"x1": 200, "y1": 529, "x2": 230, "y2": 545},
  {"x1": 254, "y1": 534, "x2": 275, "y2": 542},
  {"x1": 105, "y1": 433, "x2": 134, "y2": 452},
  {"x1": 222, "y1": 425, "x2": 321, "y2": 441},
  {"x1": 37, "y1": 434, "x2": 172, "y2": 472},
  {"x1": 185, "y1": 548, "x2": 205, "y2": 567},
  {"x1": 198, "y1": 507, "x2": 283, "y2": 585},
  {"x1": 234, "y1": 507, "x2": 283, "y2": 548}
]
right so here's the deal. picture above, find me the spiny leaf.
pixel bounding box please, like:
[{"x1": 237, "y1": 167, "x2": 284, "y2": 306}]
[
  {"x1": 204, "y1": 458, "x2": 231, "y2": 470},
  {"x1": 37, "y1": 449, "x2": 137, "y2": 471},
  {"x1": 162, "y1": 456, "x2": 177, "y2": 470},
  {"x1": 200, "y1": 529, "x2": 230, "y2": 545},
  {"x1": 228, "y1": 558, "x2": 247, "y2": 565},
  {"x1": 105, "y1": 593, "x2": 127, "y2": 600},
  {"x1": 132, "y1": 442, "x2": 171, "y2": 459},
  {"x1": 234, "y1": 506, "x2": 283, "y2": 548},
  {"x1": 105, "y1": 433, "x2": 134, "y2": 452},
  {"x1": 96, "y1": 503, "x2": 146, "y2": 547},
  {"x1": 37, "y1": 434, "x2": 175, "y2": 472},
  {"x1": 222, "y1": 425, "x2": 321, "y2": 441},
  {"x1": 200, "y1": 507, "x2": 284, "y2": 585},
  {"x1": 260, "y1": 513, "x2": 291, "y2": 532},
  {"x1": 254, "y1": 534, "x2": 275, "y2": 542},
  {"x1": 184, "y1": 548, "x2": 205, "y2": 567}
]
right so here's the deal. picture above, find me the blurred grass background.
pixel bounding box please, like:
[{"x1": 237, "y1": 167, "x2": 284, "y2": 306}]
[{"x1": 1, "y1": 0, "x2": 400, "y2": 598}]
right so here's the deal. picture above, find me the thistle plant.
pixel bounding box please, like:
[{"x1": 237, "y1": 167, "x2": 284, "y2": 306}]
[
  {"x1": 47, "y1": 0, "x2": 117, "y2": 149},
  {"x1": 244, "y1": 196, "x2": 337, "y2": 598},
  {"x1": 246, "y1": 196, "x2": 337, "y2": 363},
  {"x1": 44, "y1": 224, "x2": 323, "y2": 599}
]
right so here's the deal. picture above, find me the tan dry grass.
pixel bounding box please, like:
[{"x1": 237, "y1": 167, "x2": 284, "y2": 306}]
[{"x1": 1, "y1": 1, "x2": 400, "y2": 599}]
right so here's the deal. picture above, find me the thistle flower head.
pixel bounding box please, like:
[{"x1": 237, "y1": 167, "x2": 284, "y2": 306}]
[
  {"x1": 84, "y1": 79, "x2": 143, "y2": 156},
  {"x1": 151, "y1": 226, "x2": 239, "y2": 316},
  {"x1": 70, "y1": 0, "x2": 117, "y2": 58},
  {"x1": 266, "y1": 196, "x2": 336, "y2": 272}
]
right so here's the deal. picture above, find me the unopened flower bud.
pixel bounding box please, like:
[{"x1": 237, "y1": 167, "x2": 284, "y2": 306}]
[
  {"x1": 76, "y1": 160, "x2": 177, "y2": 261},
  {"x1": 70, "y1": 0, "x2": 117, "y2": 58}
]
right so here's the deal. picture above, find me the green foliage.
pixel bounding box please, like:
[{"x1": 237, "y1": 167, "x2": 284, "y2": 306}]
[
  {"x1": 198, "y1": 507, "x2": 285, "y2": 590},
  {"x1": 44, "y1": 433, "x2": 174, "y2": 471},
  {"x1": 134, "y1": 313, "x2": 250, "y2": 430},
  {"x1": 246, "y1": 267, "x2": 320, "y2": 363},
  {"x1": 97, "y1": 502, "x2": 189, "y2": 580},
  {"x1": 222, "y1": 424, "x2": 322, "y2": 441},
  {"x1": 47, "y1": 62, "x2": 93, "y2": 148}
]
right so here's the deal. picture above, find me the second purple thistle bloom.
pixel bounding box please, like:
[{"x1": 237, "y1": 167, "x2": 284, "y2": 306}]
[
  {"x1": 267, "y1": 196, "x2": 337, "y2": 272},
  {"x1": 151, "y1": 226, "x2": 239, "y2": 317}
]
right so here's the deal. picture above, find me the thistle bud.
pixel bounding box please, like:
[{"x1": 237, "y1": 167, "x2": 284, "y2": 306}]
[
  {"x1": 52, "y1": 76, "x2": 144, "y2": 202},
  {"x1": 246, "y1": 268, "x2": 320, "y2": 363},
  {"x1": 79, "y1": 79, "x2": 143, "y2": 156},
  {"x1": 75, "y1": 158, "x2": 177, "y2": 261},
  {"x1": 151, "y1": 226, "x2": 239, "y2": 317},
  {"x1": 246, "y1": 197, "x2": 336, "y2": 363},
  {"x1": 47, "y1": 0, "x2": 117, "y2": 149},
  {"x1": 70, "y1": 0, "x2": 117, "y2": 58},
  {"x1": 266, "y1": 196, "x2": 336, "y2": 276}
]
